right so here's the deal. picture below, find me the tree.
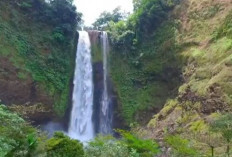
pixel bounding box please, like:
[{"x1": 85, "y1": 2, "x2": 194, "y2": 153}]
[
  {"x1": 85, "y1": 135, "x2": 139, "y2": 157},
  {"x1": 93, "y1": 7, "x2": 128, "y2": 30},
  {"x1": 194, "y1": 132, "x2": 223, "y2": 157},
  {"x1": 210, "y1": 114, "x2": 232, "y2": 157},
  {"x1": 133, "y1": 0, "x2": 142, "y2": 11},
  {"x1": 165, "y1": 135, "x2": 198, "y2": 157}
]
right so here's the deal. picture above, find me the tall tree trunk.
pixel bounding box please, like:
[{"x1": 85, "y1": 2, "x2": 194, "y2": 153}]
[
  {"x1": 227, "y1": 140, "x2": 230, "y2": 157},
  {"x1": 211, "y1": 146, "x2": 214, "y2": 157}
]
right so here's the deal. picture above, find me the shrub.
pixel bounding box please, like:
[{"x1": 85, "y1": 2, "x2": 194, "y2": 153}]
[
  {"x1": 46, "y1": 132, "x2": 84, "y2": 157},
  {"x1": 118, "y1": 130, "x2": 160, "y2": 157},
  {"x1": 0, "y1": 105, "x2": 38, "y2": 156},
  {"x1": 165, "y1": 135, "x2": 198, "y2": 157},
  {"x1": 85, "y1": 135, "x2": 139, "y2": 157},
  {"x1": 210, "y1": 114, "x2": 232, "y2": 157}
]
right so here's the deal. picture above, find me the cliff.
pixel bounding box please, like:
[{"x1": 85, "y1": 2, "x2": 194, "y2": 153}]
[
  {"x1": 0, "y1": 0, "x2": 79, "y2": 123},
  {"x1": 108, "y1": 0, "x2": 232, "y2": 155}
]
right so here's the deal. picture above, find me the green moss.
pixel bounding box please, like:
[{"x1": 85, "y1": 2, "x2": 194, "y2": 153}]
[
  {"x1": 178, "y1": 84, "x2": 188, "y2": 94},
  {"x1": 91, "y1": 44, "x2": 102, "y2": 63},
  {"x1": 189, "y1": 120, "x2": 209, "y2": 133},
  {"x1": 17, "y1": 71, "x2": 28, "y2": 80},
  {"x1": 176, "y1": 112, "x2": 199, "y2": 125},
  {"x1": 147, "y1": 116, "x2": 158, "y2": 128},
  {"x1": 192, "y1": 48, "x2": 205, "y2": 58},
  {"x1": 160, "y1": 99, "x2": 178, "y2": 117}
]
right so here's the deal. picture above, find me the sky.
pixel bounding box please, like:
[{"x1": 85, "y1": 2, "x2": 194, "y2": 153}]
[{"x1": 73, "y1": 0, "x2": 133, "y2": 26}]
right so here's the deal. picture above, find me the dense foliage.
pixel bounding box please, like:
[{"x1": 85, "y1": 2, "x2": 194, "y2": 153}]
[
  {"x1": 0, "y1": 0, "x2": 82, "y2": 117},
  {"x1": 106, "y1": 0, "x2": 180, "y2": 51},
  {"x1": 46, "y1": 132, "x2": 84, "y2": 157},
  {"x1": 92, "y1": 7, "x2": 128, "y2": 30},
  {"x1": 165, "y1": 135, "x2": 198, "y2": 157},
  {"x1": 210, "y1": 114, "x2": 232, "y2": 156},
  {"x1": 100, "y1": 0, "x2": 182, "y2": 124},
  {"x1": 0, "y1": 104, "x2": 85, "y2": 157},
  {"x1": 0, "y1": 105, "x2": 37, "y2": 156},
  {"x1": 118, "y1": 130, "x2": 160, "y2": 156},
  {"x1": 1, "y1": 0, "x2": 232, "y2": 156},
  {"x1": 0, "y1": 104, "x2": 160, "y2": 157},
  {"x1": 85, "y1": 131, "x2": 160, "y2": 157},
  {"x1": 85, "y1": 136, "x2": 138, "y2": 157}
]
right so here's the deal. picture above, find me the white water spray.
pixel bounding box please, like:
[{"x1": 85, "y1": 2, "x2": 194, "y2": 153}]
[
  {"x1": 68, "y1": 31, "x2": 94, "y2": 142},
  {"x1": 100, "y1": 32, "x2": 112, "y2": 134}
]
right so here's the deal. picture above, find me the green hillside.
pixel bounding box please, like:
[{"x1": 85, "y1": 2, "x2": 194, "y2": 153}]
[
  {"x1": 0, "y1": 0, "x2": 232, "y2": 156},
  {"x1": 104, "y1": 0, "x2": 232, "y2": 156},
  {"x1": 0, "y1": 0, "x2": 80, "y2": 120}
]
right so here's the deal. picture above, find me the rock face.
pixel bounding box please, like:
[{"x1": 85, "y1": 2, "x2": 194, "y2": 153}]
[
  {"x1": 92, "y1": 61, "x2": 104, "y2": 133},
  {"x1": 88, "y1": 30, "x2": 125, "y2": 134},
  {"x1": 0, "y1": 1, "x2": 77, "y2": 124},
  {"x1": 0, "y1": 57, "x2": 53, "y2": 123},
  {"x1": 0, "y1": 57, "x2": 52, "y2": 105},
  {"x1": 141, "y1": 1, "x2": 232, "y2": 154}
]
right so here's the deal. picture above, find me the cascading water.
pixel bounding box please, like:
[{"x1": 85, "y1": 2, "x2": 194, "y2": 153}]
[
  {"x1": 68, "y1": 31, "x2": 94, "y2": 142},
  {"x1": 99, "y1": 32, "x2": 112, "y2": 134}
]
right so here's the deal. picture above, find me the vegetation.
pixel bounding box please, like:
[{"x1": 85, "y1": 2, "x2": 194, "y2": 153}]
[
  {"x1": 85, "y1": 131, "x2": 160, "y2": 157},
  {"x1": 46, "y1": 132, "x2": 84, "y2": 157},
  {"x1": 0, "y1": 0, "x2": 82, "y2": 117},
  {"x1": 96, "y1": 0, "x2": 232, "y2": 155},
  {"x1": 93, "y1": 7, "x2": 128, "y2": 30},
  {"x1": 0, "y1": 104, "x2": 37, "y2": 156},
  {"x1": 0, "y1": 104, "x2": 85, "y2": 157},
  {"x1": 85, "y1": 136, "x2": 138, "y2": 157},
  {"x1": 1, "y1": 0, "x2": 232, "y2": 156},
  {"x1": 210, "y1": 114, "x2": 232, "y2": 157},
  {"x1": 106, "y1": 2, "x2": 181, "y2": 124},
  {"x1": 0, "y1": 104, "x2": 160, "y2": 157},
  {"x1": 165, "y1": 135, "x2": 198, "y2": 157}
]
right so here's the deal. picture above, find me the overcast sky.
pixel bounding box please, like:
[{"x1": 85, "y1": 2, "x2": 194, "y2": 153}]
[{"x1": 73, "y1": 0, "x2": 133, "y2": 26}]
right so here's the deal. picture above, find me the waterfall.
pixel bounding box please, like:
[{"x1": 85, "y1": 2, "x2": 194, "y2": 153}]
[
  {"x1": 99, "y1": 32, "x2": 112, "y2": 134},
  {"x1": 68, "y1": 31, "x2": 94, "y2": 142}
]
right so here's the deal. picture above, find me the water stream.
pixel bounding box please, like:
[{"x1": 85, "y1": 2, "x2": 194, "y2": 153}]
[
  {"x1": 68, "y1": 31, "x2": 112, "y2": 142},
  {"x1": 99, "y1": 32, "x2": 112, "y2": 134},
  {"x1": 68, "y1": 31, "x2": 94, "y2": 142}
]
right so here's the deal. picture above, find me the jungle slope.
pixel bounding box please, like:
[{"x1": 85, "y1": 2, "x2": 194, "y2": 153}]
[
  {"x1": 136, "y1": 0, "x2": 232, "y2": 155},
  {"x1": 0, "y1": 0, "x2": 80, "y2": 123},
  {"x1": 109, "y1": 0, "x2": 232, "y2": 155}
]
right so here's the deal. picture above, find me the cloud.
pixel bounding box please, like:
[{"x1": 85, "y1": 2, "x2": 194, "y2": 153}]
[{"x1": 73, "y1": 0, "x2": 133, "y2": 26}]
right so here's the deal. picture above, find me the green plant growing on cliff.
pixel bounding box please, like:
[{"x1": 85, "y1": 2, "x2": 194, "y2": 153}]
[{"x1": 210, "y1": 114, "x2": 232, "y2": 157}]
